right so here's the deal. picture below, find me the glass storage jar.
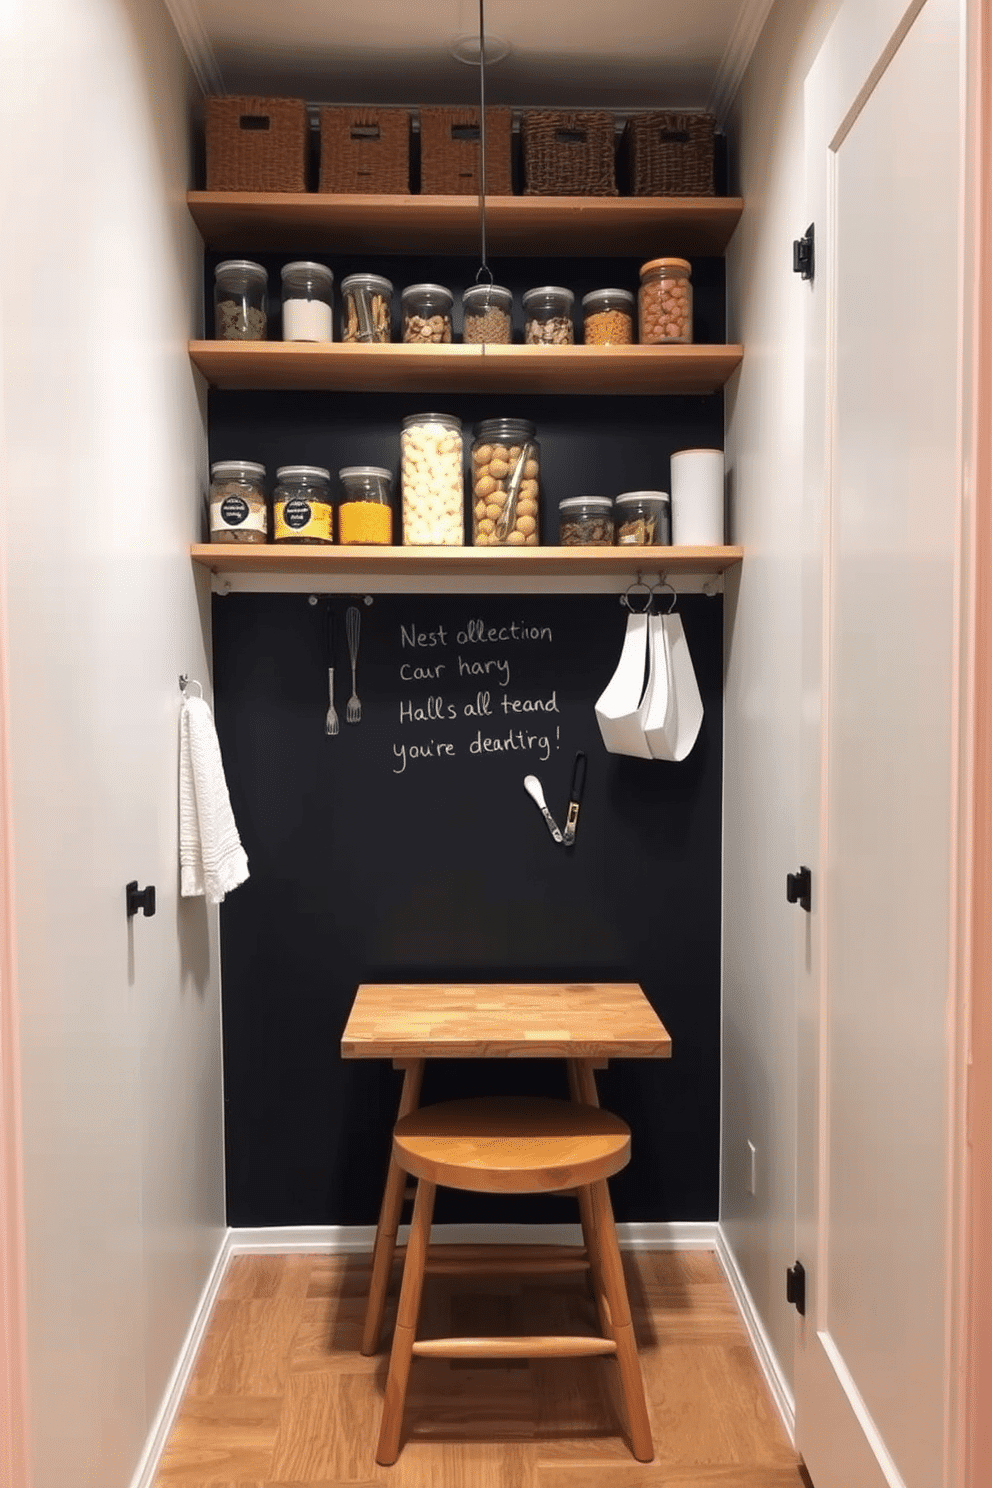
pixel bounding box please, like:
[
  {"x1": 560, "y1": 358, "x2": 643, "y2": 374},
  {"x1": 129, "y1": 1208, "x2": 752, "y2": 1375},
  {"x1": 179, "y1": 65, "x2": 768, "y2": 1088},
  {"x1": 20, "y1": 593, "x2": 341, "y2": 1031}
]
[
  {"x1": 340, "y1": 273, "x2": 393, "y2": 343},
  {"x1": 209, "y1": 461, "x2": 268, "y2": 543},
  {"x1": 400, "y1": 413, "x2": 464, "y2": 546},
  {"x1": 522, "y1": 286, "x2": 574, "y2": 345},
  {"x1": 638, "y1": 258, "x2": 693, "y2": 344},
  {"x1": 401, "y1": 283, "x2": 453, "y2": 344},
  {"x1": 558, "y1": 496, "x2": 614, "y2": 546},
  {"x1": 281, "y1": 261, "x2": 334, "y2": 341},
  {"x1": 273, "y1": 466, "x2": 334, "y2": 544},
  {"x1": 214, "y1": 259, "x2": 268, "y2": 340},
  {"x1": 581, "y1": 288, "x2": 635, "y2": 346},
  {"x1": 471, "y1": 418, "x2": 540, "y2": 547},
  {"x1": 338, "y1": 466, "x2": 393, "y2": 545},
  {"x1": 614, "y1": 490, "x2": 672, "y2": 545},
  {"x1": 462, "y1": 283, "x2": 512, "y2": 344}
]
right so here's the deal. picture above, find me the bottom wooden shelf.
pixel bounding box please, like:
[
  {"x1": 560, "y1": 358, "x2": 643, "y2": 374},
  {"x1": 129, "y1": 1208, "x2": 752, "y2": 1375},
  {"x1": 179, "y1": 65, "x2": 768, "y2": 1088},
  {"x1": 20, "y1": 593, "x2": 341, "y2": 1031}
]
[{"x1": 190, "y1": 543, "x2": 742, "y2": 579}]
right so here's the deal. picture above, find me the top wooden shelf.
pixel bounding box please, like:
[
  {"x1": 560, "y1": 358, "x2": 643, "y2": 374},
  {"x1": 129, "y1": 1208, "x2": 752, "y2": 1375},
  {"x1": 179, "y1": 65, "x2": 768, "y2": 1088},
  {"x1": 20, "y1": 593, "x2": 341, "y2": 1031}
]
[{"x1": 187, "y1": 192, "x2": 744, "y2": 258}]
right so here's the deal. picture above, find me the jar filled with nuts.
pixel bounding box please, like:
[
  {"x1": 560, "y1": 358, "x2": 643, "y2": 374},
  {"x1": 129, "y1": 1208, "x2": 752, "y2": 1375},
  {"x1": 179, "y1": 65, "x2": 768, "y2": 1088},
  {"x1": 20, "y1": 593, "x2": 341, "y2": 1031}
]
[
  {"x1": 273, "y1": 466, "x2": 334, "y2": 544},
  {"x1": 214, "y1": 260, "x2": 268, "y2": 340},
  {"x1": 471, "y1": 418, "x2": 541, "y2": 548},
  {"x1": 400, "y1": 413, "x2": 464, "y2": 546},
  {"x1": 614, "y1": 490, "x2": 672, "y2": 546},
  {"x1": 558, "y1": 496, "x2": 614, "y2": 547},
  {"x1": 340, "y1": 273, "x2": 393, "y2": 343},
  {"x1": 462, "y1": 283, "x2": 512, "y2": 344},
  {"x1": 638, "y1": 258, "x2": 693, "y2": 345},
  {"x1": 401, "y1": 283, "x2": 453, "y2": 344},
  {"x1": 522, "y1": 286, "x2": 574, "y2": 346},
  {"x1": 209, "y1": 461, "x2": 268, "y2": 543},
  {"x1": 581, "y1": 288, "x2": 635, "y2": 346},
  {"x1": 338, "y1": 466, "x2": 393, "y2": 545}
]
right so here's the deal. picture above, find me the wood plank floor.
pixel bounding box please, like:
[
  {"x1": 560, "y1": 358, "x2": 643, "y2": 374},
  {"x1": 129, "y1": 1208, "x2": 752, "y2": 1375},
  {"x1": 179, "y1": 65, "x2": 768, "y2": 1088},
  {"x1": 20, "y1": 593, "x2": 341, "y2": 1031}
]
[{"x1": 153, "y1": 1248, "x2": 809, "y2": 1488}]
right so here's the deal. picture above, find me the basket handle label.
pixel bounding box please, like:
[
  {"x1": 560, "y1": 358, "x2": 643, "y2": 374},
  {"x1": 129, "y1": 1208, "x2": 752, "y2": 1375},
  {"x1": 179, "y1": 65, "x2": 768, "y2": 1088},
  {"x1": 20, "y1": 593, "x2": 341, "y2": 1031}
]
[
  {"x1": 239, "y1": 115, "x2": 270, "y2": 131},
  {"x1": 350, "y1": 124, "x2": 382, "y2": 140},
  {"x1": 451, "y1": 124, "x2": 481, "y2": 142},
  {"x1": 554, "y1": 128, "x2": 588, "y2": 144},
  {"x1": 656, "y1": 128, "x2": 691, "y2": 144}
]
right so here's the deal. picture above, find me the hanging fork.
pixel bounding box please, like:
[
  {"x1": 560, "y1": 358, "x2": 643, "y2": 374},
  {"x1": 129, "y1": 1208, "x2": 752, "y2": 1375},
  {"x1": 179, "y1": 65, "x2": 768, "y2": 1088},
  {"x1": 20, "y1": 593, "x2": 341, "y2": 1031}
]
[
  {"x1": 324, "y1": 606, "x2": 339, "y2": 736},
  {"x1": 345, "y1": 605, "x2": 362, "y2": 724}
]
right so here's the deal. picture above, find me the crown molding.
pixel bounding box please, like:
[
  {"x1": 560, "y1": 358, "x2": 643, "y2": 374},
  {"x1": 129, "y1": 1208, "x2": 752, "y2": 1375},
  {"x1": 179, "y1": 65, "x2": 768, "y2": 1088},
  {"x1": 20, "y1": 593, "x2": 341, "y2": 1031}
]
[
  {"x1": 162, "y1": 0, "x2": 225, "y2": 95},
  {"x1": 708, "y1": 0, "x2": 777, "y2": 123}
]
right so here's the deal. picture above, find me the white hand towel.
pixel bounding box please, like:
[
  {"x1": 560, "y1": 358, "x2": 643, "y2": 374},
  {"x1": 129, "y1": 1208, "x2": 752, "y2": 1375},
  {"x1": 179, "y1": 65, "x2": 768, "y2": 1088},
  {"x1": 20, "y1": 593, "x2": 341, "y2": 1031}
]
[{"x1": 180, "y1": 695, "x2": 249, "y2": 904}]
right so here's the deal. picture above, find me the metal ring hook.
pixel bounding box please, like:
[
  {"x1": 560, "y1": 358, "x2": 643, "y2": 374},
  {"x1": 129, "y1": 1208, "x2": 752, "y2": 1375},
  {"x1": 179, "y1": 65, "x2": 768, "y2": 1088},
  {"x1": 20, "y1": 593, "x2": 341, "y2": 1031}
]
[
  {"x1": 652, "y1": 579, "x2": 677, "y2": 613},
  {"x1": 621, "y1": 580, "x2": 654, "y2": 614}
]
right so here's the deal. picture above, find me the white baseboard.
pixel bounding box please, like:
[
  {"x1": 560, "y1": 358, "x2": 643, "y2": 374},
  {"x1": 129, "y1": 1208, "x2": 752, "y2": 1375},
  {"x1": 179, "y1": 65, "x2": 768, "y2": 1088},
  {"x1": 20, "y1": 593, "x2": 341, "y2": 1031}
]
[
  {"x1": 714, "y1": 1225, "x2": 796, "y2": 1444},
  {"x1": 128, "y1": 1229, "x2": 233, "y2": 1488},
  {"x1": 227, "y1": 1219, "x2": 721, "y2": 1253}
]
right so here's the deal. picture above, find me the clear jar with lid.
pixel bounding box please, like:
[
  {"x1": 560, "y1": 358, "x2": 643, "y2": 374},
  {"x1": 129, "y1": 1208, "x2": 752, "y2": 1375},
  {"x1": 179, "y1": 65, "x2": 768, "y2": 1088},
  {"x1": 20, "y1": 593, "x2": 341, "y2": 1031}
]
[
  {"x1": 209, "y1": 461, "x2": 268, "y2": 543},
  {"x1": 400, "y1": 413, "x2": 464, "y2": 546},
  {"x1": 582, "y1": 288, "x2": 635, "y2": 346},
  {"x1": 401, "y1": 284, "x2": 453, "y2": 344},
  {"x1": 471, "y1": 418, "x2": 540, "y2": 547},
  {"x1": 522, "y1": 286, "x2": 574, "y2": 345},
  {"x1": 214, "y1": 260, "x2": 268, "y2": 340},
  {"x1": 338, "y1": 466, "x2": 393, "y2": 545},
  {"x1": 638, "y1": 258, "x2": 693, "y2": 344},
  {"x1": 558, "y1": 496, "x2": 614, "y2": 547},
  {"x1": 614, "y1": 490, "x2": 672, "y2": 545},
  {"x1": 462, "y1": 284, "x2": 512, "y2": 345},
  {"x1": 273, "y1": 466, "x2": 334, "y2": 544},
  {"x1": 341, "y1": 273, "x2": 393, "y2": 343},
  {"x1": 281, "y1": 261, "x2": 334, "y2": 342}
]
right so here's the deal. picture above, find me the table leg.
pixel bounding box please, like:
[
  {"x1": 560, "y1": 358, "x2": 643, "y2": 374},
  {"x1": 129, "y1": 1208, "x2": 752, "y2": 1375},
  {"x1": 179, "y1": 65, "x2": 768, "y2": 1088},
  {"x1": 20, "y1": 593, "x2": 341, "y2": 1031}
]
[{"x1": 360, "y1": 1058, "x2": 425, "y2": 1356}]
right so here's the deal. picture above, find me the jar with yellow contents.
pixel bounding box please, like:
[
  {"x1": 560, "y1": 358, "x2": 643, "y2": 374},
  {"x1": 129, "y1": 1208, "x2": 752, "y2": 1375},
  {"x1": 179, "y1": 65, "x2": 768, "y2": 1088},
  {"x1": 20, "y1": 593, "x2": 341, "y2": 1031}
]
[
  {"x1": 338, "y1": 466, "x2": 393, "y2": 545},
  {"x1": 273, "y1": 466, "x2": 334, "y2": 544}
]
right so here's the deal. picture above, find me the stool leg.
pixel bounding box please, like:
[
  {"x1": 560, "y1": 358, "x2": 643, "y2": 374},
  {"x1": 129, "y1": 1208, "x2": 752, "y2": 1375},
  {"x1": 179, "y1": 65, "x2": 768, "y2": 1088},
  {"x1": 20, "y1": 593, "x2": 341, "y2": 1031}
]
[
  {"x1": 376, "y1": 1177, "x2": 436, "y2": 1466},
  {"x1": 577, "y1": 1183, "x2": 613, "y2": 1340},
  {"x1": 361, "y1": 1059, "x2": 424, "y2": 1355},
  {"x1": 590, "y1": 1178, "x2": 653, "y2": 1463}
]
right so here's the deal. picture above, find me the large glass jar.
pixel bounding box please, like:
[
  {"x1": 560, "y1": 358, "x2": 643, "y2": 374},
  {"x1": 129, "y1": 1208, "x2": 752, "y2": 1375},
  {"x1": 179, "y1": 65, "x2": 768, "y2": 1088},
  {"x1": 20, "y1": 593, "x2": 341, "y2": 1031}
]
[
  {"x1": 281, "y1": 261, "x2": 334, "y2": 341},
  {"x1": 400, "y1": 413, "x2": 464, "y2": 546},
  {"x1": 340, "y1": 273, "x2": 393, "y2": 343},
  {"x1": 214, "y1": 260, "x2": 268, "y2": 340},
  {"x1": 273, "y1": 465, "x2": 334, "y2": 544},
  {"x1": 471, "y1": 418, "x2": 540, "y2": 547},
  {"x1": 638, "y1": 258, "x2": 693, "y2": 344},
  {"x1": 209, "y1": 461, "x2": 268, "y2": 543},
  {"x1": 338, "y1": 466, "x2": 393, "y2": 545},
  {"x1": 462, "y1": 284, "x2": 512, "y2": 344},
  {"x1": 522, "y1": 286, "x2": 574, "y2": 345},
  {"x1": 401, "y1": 283, "x2": 453, "y2": 344}
]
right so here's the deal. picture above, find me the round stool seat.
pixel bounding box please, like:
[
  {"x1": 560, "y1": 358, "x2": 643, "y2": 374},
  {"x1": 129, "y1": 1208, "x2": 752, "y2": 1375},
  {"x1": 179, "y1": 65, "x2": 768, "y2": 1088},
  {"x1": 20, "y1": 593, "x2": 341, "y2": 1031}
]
[{"x1": 392, "y1": 1096, "x2": 631, "y2": 1194}]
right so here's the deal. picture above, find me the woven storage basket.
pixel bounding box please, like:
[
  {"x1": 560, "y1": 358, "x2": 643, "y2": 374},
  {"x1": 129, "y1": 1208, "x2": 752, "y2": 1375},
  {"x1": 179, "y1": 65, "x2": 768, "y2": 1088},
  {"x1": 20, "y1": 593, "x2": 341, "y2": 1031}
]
[
  {"x1": 419, "y1": 107, "x2": 513, "y2": 195},
  {"x1": 521, "y1": 110, "x2": 617, "y2": 196},
  {"x1": 205, "y1": 97, "x2": 308, "y2": 192},
  {"x1": 319, "y1": 107, "x2": 410, "y2": 193},
  {"x1": 625, "y1": 112, "x2": 715, "y2": 196}
]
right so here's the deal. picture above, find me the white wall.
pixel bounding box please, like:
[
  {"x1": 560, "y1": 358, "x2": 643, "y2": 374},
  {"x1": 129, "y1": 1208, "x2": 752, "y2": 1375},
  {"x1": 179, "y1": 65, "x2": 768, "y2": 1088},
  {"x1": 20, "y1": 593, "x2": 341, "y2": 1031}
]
[
  {"x1": 721, "y1": 0, "x2": 842, "y2": 1396},
  {"x1": 0, "y1": 2, "x2": 225, "y2": 1485}
]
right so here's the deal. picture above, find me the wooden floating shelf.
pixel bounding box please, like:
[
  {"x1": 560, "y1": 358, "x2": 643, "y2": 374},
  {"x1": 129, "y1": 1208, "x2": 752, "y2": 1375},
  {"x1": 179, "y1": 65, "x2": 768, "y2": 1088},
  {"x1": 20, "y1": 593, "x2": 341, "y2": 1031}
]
[
  {"x1": 187, "y1": 191, "x2": 744, "y2": 257},
  {"x1": 189, "y1": 341, "x2": 742, "y2": 396},
  {"x1": 190, "y1": 543, "x2": 743, "y2": 579}
]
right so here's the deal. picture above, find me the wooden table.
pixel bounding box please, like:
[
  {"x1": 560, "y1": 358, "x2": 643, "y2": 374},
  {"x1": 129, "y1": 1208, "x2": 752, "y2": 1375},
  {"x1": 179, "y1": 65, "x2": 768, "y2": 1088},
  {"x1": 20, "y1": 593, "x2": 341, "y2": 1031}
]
[{"x1": 341, "y1": 980, "x2": 672, "y2": 1354}]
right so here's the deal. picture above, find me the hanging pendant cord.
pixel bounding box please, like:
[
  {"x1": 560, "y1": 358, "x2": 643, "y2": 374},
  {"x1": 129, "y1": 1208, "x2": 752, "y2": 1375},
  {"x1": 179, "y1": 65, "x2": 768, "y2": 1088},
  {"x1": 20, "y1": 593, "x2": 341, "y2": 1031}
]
[{"x1": 476, "y1": 0, "x2": 492, "y2": 285}]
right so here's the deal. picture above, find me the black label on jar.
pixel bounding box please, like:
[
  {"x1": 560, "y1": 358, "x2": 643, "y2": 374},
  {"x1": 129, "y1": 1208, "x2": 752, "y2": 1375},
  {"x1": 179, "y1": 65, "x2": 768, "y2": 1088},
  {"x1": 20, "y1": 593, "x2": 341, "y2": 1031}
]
[
  {"x1": 220, "y1": 495, "x2": 250, "y2": 526},
  {"x1": 282, "y1": 497, "x2": 312, "y2": 530}
]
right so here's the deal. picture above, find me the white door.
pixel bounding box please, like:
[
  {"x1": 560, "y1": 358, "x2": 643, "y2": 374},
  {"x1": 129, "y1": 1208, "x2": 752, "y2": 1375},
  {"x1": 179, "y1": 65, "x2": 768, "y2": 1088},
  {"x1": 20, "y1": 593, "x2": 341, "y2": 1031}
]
[{"x1": 796, "y1": 2, "x2": 967, "y2": 1486}]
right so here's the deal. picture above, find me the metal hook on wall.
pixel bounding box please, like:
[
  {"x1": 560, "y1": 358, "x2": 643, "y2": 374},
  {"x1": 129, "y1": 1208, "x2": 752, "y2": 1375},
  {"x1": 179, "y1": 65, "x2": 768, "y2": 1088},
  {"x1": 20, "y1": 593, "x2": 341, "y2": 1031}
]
[{"x1": 179, "y1": 674, "x2": 203, "y2": 697}]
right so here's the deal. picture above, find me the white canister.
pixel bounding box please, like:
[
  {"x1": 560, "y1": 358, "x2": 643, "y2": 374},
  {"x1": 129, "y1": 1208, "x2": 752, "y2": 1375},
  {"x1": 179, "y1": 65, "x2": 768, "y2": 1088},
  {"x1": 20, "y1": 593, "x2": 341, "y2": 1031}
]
[{"x1": 670, "y1": 448, "x2": 725, "y2": 546}]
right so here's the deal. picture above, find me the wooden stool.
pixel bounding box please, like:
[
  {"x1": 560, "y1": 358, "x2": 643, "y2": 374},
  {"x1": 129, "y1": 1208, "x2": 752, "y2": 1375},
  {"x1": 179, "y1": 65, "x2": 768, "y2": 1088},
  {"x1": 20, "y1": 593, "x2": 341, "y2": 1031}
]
[{"x1": 375, "y1": 1095, "x2": 654, "y2": 1465}]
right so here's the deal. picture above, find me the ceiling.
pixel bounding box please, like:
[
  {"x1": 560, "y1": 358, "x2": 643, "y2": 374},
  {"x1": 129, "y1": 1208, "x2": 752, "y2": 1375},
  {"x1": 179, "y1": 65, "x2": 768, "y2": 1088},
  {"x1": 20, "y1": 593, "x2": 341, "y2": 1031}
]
[{"x1": 166, "y1": 0, "x2": 775, "y2": 121}]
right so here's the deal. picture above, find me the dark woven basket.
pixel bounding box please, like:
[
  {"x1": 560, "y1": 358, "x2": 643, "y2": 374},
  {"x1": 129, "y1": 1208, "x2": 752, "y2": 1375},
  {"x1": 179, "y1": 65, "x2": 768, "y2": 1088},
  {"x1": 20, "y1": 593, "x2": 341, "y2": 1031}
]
[
  {"x1": 625, "y1": 112, "x2": 715, "y2": 196},
  {"x1": 205, "y1": 96, "x2": 308, "y2": 193},
  {"x1": 319, "y1": 108, "x2": 410, "y2": 194},
  {"x1": 419, "y1": 107, "x2": 513, "y2": 195},
  {"x1": 521, "y1": 110, "x2": 617, "y2": 196}
]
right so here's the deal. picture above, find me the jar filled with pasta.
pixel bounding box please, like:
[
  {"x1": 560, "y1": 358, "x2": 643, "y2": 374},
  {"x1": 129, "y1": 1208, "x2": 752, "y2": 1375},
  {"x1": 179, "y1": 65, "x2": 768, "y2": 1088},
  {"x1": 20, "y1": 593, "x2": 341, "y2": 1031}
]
[{"x1": 338, "y1": 466, "x2": 393, "y2": 545}]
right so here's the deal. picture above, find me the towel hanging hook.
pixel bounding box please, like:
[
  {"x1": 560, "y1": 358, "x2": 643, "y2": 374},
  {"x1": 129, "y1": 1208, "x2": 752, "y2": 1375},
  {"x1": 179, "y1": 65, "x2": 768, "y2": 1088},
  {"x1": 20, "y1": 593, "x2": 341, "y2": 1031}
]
[
  {"x1": 651, "y1": 578, "x2": 677, "y2": 613},
  {"x1": 179, "y1": 674, "x2": 203, "y2": 697},
  {"x1": 621, "y1": 579, "x2": 654, "y2": 613}
]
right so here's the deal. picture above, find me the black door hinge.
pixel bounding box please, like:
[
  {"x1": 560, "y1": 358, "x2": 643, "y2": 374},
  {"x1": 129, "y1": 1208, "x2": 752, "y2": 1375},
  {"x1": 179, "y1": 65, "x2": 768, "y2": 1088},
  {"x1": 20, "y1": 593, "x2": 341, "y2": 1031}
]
[
  {"x1": 787, "y1": 1260, "x2": 806, "y2": 1315},
  {"x1": 793, "y1": 223, "x2": 814, "y2": 281},
  {"x1": 786, "y1": 866, "x2": 812, "y2": 913}
]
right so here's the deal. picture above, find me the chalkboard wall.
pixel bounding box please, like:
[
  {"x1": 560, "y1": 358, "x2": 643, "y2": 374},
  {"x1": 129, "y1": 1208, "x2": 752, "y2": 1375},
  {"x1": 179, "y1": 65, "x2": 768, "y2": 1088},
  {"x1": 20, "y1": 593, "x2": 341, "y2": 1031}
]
[{"x1": 213, "y1": 590, "x2": 723, "y2": 1226}]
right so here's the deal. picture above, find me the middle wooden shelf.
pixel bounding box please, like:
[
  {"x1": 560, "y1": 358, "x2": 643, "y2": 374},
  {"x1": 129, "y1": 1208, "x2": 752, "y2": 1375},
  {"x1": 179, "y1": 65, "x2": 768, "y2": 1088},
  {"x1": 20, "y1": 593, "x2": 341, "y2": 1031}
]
[{"x1": 189, "y1": 340, "x2": 743, "y2": 396}]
